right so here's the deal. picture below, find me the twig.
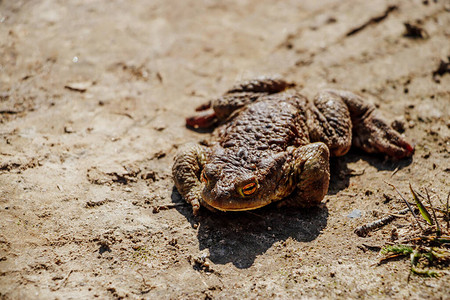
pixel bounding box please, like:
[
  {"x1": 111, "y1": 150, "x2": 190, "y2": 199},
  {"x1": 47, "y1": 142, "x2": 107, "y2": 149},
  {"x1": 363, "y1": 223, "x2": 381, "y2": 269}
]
[
  {"x1": 384, "y1": 182, "x2": 424, "y2": 232},
  {"x1": 113, "y1": 112, "x2": 134, "y2": 119},
  {"x1": 396, "y1": 236, "x2": 450, "y2": 246},
  {"x1": 0, "y1": 110, "x2": 23, "y2": 115},
  {"x1": 385, "y1": 212, "x2": 408, "y2": 218},
  {"x1": 136, "y1": 270, "x2": 155, "y2": 293},
  {"x1": 361, "y1": 243, "x2": 382, "y2": 252},
  {"x1": 390, "y1": 166, "x2": 399, "y2": 177},
  {"x1": 377, "y1": 253, "x2": 404, "y2": 265},
  {"x1": 346, "y1": 5, "x2": 398, "y2": 36},
  {"x1": 152, "y1": 203, "x2": 187, "y2": 213},
  {"x1": 354, "y1": 208, "x2": 409, "y2": 237},
  {"x1": 447, "y1": 191, "x2": 449, "y2": 231},
  {"x1": 53, "y1": 270, "x2": 73, "y2": 291},
  {"x1": 244, "y1": 211, "x2": 265, "y2": 219}
]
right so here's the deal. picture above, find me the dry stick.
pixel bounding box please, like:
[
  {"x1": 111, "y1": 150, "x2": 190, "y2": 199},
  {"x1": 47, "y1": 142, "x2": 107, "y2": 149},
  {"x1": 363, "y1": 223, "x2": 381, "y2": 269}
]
[
  {"x1": 425, "y1": 188, "x2": 441, "y2": 235},
  {"x1": 53, "y1": 270, "x2": 73, "y2": 291},
  {"x1": 406, "y1": 235, "x2": 450, "y2": 243},
  {"x1": 390, "y1": 166, "x2": 400, "y2": 177},
  {"x1": 136, "y1": 270, "x2": 154, "y2": 292},
  {"x1": 386, "y1": 212, "x2": 408, "y2": 218},
  {"x1": 354, "y1": 208, "x2": 410, "y2": 237},
  {"x1": 377, "y1": 253, "x2": 404, "y2": 265},
  {"x1": 152, "y1": 203, "x2": 187, "y2": 213},
  {"x1": 385, "y1": 181, "x2": 425, "y2": 232},
  {"x1": 447, "y1": 191, "x2": 449, "y2": 231}
]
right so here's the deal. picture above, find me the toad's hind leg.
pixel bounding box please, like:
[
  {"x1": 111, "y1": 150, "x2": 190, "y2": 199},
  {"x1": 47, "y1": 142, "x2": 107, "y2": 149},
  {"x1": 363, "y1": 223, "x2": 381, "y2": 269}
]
[
  {"x1": 225, "y1": 76, "x2": 294, "y2": 94},
  {"x1": 172, "y1": 143, "x2": 207, "y2": 215},
  {"x1": 279, "y1": 143, "x2": 330, "y2": 208},
  {"x1": 307, "y1": 91, "x2": 353, "y2": 156},
  {"x1": 309, "y1": 90, "x2": 414, "y2": 159},
  {"x1": 212, "y1": 77, "x2": 294, "y2": 120},
  {"x1": 187, "y1": 77, "x2": 294, "y2": 128}
]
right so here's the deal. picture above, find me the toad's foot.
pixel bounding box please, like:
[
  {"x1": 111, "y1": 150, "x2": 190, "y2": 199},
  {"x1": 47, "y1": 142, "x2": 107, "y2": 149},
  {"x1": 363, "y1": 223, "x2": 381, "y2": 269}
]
[
  {"x1": 316, "y1": 90, "x2": 414, "y2": 159},
  {"x1": 352, "y1": 110, "x2": 414, "y2": 159},
  {"x1": 172, "y1": 143, "x2": 207, "y2": 215},
  {"x1": 186, "y1": 109, "x2": 217, "y2": 129}
]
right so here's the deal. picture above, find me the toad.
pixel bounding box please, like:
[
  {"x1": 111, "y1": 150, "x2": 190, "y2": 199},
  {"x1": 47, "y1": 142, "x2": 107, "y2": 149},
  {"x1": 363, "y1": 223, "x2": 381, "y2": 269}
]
[{"x1": 172, "y1": 77, "x2": 413, "y2": 215}]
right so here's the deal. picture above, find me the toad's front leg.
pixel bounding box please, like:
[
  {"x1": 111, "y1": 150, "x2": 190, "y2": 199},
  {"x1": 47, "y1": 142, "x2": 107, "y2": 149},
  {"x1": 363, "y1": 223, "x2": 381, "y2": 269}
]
[
  {"x1": 279, "y1": 142, "x2": 330, "y2": 208},
  {"x1": 172, "y1": 143, "x2": 208, "y2": 215}
]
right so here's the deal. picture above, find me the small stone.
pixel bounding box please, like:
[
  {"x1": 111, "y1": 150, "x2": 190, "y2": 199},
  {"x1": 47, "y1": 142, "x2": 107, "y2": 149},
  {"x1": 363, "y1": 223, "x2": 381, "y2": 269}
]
[
  {"x1": 64, "y1": 126, "x2": 74, "y2": 133},
  {"x1": 348, "y1": 209, "x2": 362, "y2": 219},
  {"x1": 391, "y1": 119, "x2": 406, "y2": 133},
  {"x1": 390, "y1": 227, "x2": 398, "y2": 241},
  {"x1": 142, "y1": 171, "x2": 157, "y2": 181}
]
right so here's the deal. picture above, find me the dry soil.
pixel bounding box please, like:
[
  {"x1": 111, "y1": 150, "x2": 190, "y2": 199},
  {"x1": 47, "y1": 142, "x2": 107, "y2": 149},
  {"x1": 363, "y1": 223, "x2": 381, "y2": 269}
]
[{"x1": 0, "y1": 0, "x2": 449, "y2": 299}]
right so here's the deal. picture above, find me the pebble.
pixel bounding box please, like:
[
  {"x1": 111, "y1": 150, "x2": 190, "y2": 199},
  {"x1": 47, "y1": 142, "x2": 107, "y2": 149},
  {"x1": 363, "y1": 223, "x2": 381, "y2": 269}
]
[{"x1": 347, "y1": 209, "x2": 362, "y2": 219}]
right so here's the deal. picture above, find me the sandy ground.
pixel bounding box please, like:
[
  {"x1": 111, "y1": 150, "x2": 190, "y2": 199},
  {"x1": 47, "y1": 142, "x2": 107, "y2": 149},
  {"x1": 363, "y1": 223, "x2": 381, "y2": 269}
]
[{"x1": 1, "y1": 0, "x2": 449, "y2": 299}]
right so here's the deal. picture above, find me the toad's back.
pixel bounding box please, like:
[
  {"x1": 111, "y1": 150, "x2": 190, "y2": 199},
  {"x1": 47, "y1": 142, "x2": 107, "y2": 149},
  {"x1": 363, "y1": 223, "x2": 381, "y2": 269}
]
[{"x1": 214, "y1": 94, "x2": 311, "y2": 153}]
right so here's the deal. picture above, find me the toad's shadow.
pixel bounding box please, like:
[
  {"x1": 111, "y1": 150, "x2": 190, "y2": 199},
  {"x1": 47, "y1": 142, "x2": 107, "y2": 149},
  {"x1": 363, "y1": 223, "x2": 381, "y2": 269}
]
[
  {"x1": 328, "y1": 148, "x2": 414, "y2": 195},
  {"x1": 171, "y1": 188, "x2": 328, "y2": 269},
  {"x1": 170, "y1": 149, "x2": 412, "y2": 269}
]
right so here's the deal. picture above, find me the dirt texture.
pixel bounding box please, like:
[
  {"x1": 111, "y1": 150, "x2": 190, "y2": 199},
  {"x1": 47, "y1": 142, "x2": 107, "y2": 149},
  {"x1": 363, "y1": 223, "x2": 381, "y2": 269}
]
[{"x1": 1, "y1": 0, "x2": 449, "y2": 299}]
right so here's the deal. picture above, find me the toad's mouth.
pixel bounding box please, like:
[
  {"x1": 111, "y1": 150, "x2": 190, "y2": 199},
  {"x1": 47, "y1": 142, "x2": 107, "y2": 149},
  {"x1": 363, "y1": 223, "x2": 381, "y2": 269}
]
[
  {"x1": 203, "y1": 198, "x2": 271, "y2": 212},
  {"x1": 212, "y1": 203, "x2": 268, "y2": 212}
]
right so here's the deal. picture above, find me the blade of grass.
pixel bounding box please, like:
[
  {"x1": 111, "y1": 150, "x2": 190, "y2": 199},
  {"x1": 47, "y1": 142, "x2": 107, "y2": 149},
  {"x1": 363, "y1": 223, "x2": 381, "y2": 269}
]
[
  {"x1": 404, "y1": 201, "x2": 446, "y2": 213},
  {"x1": 410, "y1": 249, "x2": 421, "y2": 267},
  {"x1": 382, "y1": 244, "x2": 413, "y2": 255},
  {"x1": 425, "y1": 188, "x2": 441, "y2": 236},
  {"x1": 411, "y1": 266, "x2": 439, "y2": 277},
  {"x1": 410, "y1": 183, "x2": 433, "y2": 225}
]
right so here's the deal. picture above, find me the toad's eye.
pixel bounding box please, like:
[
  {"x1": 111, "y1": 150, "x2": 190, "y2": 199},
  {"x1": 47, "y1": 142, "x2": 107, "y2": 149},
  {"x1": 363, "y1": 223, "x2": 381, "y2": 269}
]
[
  {"x1": 240, "y1": 182, "x2": 258, "y2": 196},
  {"x1": 200, "y1": 171, "x2": 208, "y2": 183}
]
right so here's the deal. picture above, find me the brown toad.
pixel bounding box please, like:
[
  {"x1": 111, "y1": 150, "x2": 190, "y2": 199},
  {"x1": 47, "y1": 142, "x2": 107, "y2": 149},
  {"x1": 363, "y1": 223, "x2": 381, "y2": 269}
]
[{"x1": 172, "y1": 77, "x2": 414, "y2": 215}]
